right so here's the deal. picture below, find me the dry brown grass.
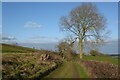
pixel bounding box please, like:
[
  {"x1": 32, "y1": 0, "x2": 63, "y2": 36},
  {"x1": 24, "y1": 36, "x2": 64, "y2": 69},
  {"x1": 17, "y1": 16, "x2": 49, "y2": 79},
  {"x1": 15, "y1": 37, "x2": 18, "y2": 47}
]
[
  {"x1": 2, "y1": 52, "x2": 62, "y2": 79},
  {"x1": 84, "y1": 60, "x2": 119, "y2": 78}
]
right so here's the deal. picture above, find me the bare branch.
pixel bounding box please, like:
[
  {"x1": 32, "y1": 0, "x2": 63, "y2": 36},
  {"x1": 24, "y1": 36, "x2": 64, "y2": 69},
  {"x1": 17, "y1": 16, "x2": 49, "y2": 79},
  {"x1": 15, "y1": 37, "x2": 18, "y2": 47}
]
[{"x1": 59, "y1": 3, "x2": 109, "y2": 59}]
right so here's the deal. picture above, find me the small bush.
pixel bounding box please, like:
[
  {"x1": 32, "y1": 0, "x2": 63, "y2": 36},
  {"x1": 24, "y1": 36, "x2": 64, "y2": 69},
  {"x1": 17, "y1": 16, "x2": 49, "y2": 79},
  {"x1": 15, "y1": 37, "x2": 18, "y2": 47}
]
[{"x1": 89, "y1": 50, "x2": 105, "y2": 56}]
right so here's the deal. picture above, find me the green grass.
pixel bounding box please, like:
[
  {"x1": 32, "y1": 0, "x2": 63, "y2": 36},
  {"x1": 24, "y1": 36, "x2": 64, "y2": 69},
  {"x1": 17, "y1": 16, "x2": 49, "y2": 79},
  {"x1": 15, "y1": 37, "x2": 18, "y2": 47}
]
[
  {"x1": 83, "y1": 55, "x2": 118, "y2": 65},
  {"x1": 2, "y1": 44, "x2": 40, "y2": 53},
  {"x1": 2, "y1": 43, "x2": 118, "y2": 78},
  {"x1": 46, "y1": 61, "x2": 88, "y2": 78},
  {"x1": 75, "y1": 62, "x2": 88, "y2": 78}
]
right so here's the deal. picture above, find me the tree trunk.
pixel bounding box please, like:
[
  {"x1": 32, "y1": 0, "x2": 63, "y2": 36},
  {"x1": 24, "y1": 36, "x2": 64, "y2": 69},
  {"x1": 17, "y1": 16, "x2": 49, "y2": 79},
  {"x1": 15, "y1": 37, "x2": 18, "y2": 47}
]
[{"x1": 80, "y1": 39, "x2": 83, "y2": 59}]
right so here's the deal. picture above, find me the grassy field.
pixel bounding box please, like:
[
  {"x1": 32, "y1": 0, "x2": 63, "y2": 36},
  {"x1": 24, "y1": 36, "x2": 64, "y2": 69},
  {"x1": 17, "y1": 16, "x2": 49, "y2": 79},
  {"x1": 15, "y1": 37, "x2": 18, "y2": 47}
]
[
  {"x1": 1, "y1": 44, "x2": 40, "y2": 53},
  {"x1": 1, "y1": 43, "x2": 119, "y2": 78},
  {"x1": 46, "y1": 61, "x2": 88, "y2": 78},
  {"x1": 83, "y1": 55, "x2": 118, "y2": 65},
  {"x1": 73, "y1": 54, "x2": 118, "y2": 65}
]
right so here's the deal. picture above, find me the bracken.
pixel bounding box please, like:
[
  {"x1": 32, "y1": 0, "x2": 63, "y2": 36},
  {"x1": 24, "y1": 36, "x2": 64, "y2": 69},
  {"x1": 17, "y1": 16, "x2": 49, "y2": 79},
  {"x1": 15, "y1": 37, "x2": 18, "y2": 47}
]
[{"x1": 84, "y1": 60, "x2": 119, "y2": 78}]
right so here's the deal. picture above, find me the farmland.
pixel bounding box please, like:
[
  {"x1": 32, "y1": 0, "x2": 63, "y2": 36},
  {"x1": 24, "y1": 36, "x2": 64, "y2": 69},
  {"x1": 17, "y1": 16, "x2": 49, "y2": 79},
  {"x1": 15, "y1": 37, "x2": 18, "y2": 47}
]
[{"x1": 1, "y1": 44, "x2": 119, "y2": 79}]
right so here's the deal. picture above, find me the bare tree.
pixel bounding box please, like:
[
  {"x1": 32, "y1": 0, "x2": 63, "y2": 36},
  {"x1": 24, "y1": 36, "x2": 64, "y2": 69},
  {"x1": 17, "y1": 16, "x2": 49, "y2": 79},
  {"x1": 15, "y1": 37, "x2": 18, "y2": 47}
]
[{"x1": 60, "y1": 3, "x2": 109, "y2": 59}]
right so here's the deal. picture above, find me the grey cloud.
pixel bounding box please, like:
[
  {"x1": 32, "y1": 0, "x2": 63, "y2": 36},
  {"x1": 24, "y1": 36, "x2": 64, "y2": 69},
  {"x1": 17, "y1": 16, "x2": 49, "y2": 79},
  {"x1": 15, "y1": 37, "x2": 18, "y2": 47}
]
[
  {"x1": 1, "y1": 35, "x2": 17, "y2": 44},
  {"x1": 2, "y1": 36, "x2": 16, "y2": 40}
]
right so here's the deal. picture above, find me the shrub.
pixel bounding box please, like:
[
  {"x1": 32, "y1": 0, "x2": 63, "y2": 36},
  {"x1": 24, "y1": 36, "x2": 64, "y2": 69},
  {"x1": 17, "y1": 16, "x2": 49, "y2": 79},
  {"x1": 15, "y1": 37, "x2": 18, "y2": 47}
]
[
  {"x1": 89, "y1": 50, "x2": 105, "y2": 56},
  {"x1": 57, "y1": 41, "x2": 74, "y2": 60},
  {"x1": 84, "y1": 60, "x2": 119, "y2": 78}
]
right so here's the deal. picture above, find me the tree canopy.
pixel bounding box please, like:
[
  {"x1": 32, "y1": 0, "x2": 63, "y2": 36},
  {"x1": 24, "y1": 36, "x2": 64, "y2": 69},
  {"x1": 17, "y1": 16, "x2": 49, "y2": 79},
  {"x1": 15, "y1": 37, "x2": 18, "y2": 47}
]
[{"x1": 60, "y1": 3, "x2": 109, "y2": 59}]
